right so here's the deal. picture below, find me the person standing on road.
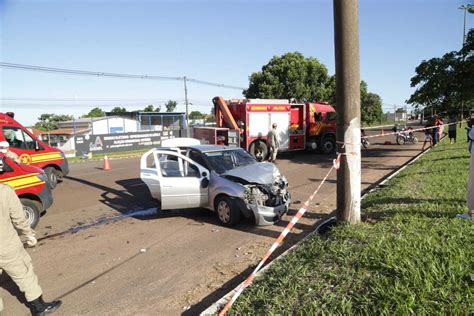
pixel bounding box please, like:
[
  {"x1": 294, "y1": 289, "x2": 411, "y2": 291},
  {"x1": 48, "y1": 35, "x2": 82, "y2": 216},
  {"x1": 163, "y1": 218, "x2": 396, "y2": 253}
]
[
  {"x1": 0, "y1": 182, "x2": 62, "y2": 315},
  {"x1": 267, "y1": 123, "x2": 280, "y2": 162},
  {"x1": 448, "y1": 114, "x2": 457, "y2": 144},
  {"x1": 432, "y1": 116, "x2": 440, "y2": 146},
  {"x1": 422, "y1": 123, "x2": 433, "y2": 151}
]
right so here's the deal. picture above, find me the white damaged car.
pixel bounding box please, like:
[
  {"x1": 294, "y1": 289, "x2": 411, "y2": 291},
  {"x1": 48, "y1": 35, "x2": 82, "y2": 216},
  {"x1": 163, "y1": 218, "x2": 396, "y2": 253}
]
[{"x1": 140, "y1": 141, "x2": 291, "y2": 226}]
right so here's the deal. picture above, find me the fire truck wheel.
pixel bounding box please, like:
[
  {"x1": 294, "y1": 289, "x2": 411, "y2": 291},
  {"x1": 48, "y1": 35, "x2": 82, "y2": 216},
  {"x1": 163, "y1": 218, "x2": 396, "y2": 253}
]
[
  {"x1": 215, "y1": 196, "x2": 241, "y2": 226},
  {"x1": 45, "y1": 167, "x2": 58, "y2": 189},
  {"x1": 249, "y1": 141, "x2": 268, "y2": 162},
  {"x1": 20, "y1": 198, "x2": 41, "y2": 229},
  {"x1": 321, "y1": 135, "x2": 336, "y2": 154}
]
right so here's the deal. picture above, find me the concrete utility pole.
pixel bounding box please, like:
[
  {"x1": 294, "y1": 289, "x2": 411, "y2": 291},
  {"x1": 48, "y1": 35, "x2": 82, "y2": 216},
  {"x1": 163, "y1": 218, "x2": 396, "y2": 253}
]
[
  {"x1": 458, "y1": 4, "x2": 473, "y2": 124},
  {"x1": 333, "y1": 0, "x2": 361, "y2": 223},
  {"x1": 183, "y1": 76, "x2": 189, "y2": 127}
]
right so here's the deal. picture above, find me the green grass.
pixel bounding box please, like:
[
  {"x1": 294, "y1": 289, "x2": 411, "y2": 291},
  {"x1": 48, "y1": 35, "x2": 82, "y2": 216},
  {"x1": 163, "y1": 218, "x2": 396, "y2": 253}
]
[
  {"x1": 232, "y1": 129, "x2": 474, "y2": 315},
  {"x1": 67, "y1": 148, "x2": 151, "y2": 163}
]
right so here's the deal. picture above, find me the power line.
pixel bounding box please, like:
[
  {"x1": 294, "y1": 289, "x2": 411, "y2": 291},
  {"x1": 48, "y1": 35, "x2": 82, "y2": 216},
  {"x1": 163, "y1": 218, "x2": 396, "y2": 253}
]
[
  {"x1": 0, "y1": 62, "x2": 246, "y2": 90},
  {"x1": 1, "y1": 97, "x2": 186, "y2": 102}
]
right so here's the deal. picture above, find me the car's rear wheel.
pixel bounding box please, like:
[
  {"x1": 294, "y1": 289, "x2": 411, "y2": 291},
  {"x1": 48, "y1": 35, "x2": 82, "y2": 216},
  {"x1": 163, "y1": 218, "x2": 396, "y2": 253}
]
[
  {"x1": 249, "y1": 140, "x2": 268, "y2": 162},
  {"x1": 20, "y1": 198, "x2": 41, "y2": 229},
  {"x1": 215, "y1": 196, "x2": 241, "y2": 226},
  {"x1": 45, "y1": 167, "x2": 58, "y2": 189}
]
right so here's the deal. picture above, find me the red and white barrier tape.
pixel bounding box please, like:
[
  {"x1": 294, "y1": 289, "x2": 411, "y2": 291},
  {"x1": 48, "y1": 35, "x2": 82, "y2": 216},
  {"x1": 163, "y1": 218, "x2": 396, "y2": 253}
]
[
  {"x1": 218, "y1": 154, "x2": 341, "y2": 316},
  {"x1": 364, "y1": 121, "x2": 459, "y2": 139},
  {"x1": 335, "y1": 121, "x2": 462, "y2": 147}
]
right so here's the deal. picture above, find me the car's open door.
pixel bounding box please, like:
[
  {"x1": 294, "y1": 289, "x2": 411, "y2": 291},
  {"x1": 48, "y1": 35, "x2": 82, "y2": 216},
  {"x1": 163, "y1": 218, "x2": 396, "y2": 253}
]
[
  {"x1": 140, "y1": 149, "x2": 161, "y2": 200},
  {"x1": 150, "y1": 150, "x2": 209, "y2": 210}
]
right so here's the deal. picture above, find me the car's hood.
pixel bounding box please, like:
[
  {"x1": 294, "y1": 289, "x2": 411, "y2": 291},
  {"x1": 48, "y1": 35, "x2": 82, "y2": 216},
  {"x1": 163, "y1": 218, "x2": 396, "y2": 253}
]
[{"x1": 223, "y1": 162, "x2": 280, "y2": 184}]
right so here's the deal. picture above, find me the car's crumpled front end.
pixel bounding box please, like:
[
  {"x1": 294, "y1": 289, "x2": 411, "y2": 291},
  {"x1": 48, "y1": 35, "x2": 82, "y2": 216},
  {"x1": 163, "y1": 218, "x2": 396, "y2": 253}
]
[{"x1": 223, "y1": 162, "x2": 291, "y2": 226}]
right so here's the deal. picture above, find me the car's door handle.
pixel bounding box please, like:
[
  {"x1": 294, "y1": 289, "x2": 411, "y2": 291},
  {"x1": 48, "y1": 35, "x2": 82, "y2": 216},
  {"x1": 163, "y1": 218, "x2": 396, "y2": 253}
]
[
  {"x1": 142, "y1": 173, "x2": 151, "y2": 177},
  {"x1": 163, "y1": 185, "x2": 172, "y2": 188}
]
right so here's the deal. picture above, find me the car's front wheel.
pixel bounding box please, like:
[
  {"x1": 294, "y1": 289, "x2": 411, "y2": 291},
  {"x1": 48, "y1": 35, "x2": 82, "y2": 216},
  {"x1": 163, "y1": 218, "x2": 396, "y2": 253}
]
[
  {"x1": 45, "y1": 167, "x2": 58, "y2": 189},
  {"x1": 20, "y1": 198, "x2": 41, "y2": 229},
  {"x1": 215, "y1": 196, "x2": 241, "y2": 226},
  {"x1": 396, "y1": 135, "x2": 405, "y2": 145}
]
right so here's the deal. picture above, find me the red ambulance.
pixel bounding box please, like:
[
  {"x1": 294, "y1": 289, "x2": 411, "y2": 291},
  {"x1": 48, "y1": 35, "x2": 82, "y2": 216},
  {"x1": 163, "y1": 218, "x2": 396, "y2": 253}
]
[{"x1": 0, "y1": 112, "x2": 69, "y2": 188}]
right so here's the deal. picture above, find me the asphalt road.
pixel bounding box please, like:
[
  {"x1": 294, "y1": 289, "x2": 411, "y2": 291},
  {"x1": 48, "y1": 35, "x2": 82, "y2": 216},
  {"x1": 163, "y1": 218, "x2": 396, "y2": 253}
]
[{"x1": 1, "y1": 130, "x2": 427, "y2": 315}]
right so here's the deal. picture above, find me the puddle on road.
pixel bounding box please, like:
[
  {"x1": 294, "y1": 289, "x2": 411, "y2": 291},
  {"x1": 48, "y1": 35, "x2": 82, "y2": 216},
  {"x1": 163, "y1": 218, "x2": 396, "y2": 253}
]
[{"x1": 38, "y1": 208, "x2": 158, "y2": 242}]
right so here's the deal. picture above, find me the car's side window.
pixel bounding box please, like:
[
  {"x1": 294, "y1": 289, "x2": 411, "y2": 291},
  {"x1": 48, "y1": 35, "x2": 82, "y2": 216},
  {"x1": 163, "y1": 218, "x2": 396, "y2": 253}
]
[
  {"x1": 184, "y1": 162, "x2": 199, "y2": 177},
  {"x1": 157, "y1": 153, "x2": 200, "y2": 178},
  {"x1": 2, "y1": 127, "x2": 36, "y2": 150},
  {"x1": 146, "y1": 153, "x2": 155, "y2": 168},
  {"x1": 188, "y1": 150, "x2": 207, "y2": 168}
]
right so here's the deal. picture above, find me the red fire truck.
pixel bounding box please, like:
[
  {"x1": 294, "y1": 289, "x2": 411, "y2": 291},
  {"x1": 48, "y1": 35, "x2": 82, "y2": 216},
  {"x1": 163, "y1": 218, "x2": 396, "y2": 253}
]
[
  {"x1": 0, "y1": 112, "x2": 69, "y2": 188},
  {"x1": 194, "y1": 96, "x2": 337, "y2": 160},
  {"x1": 0, "y1": 153, "x2": 53, "y2": 228}
]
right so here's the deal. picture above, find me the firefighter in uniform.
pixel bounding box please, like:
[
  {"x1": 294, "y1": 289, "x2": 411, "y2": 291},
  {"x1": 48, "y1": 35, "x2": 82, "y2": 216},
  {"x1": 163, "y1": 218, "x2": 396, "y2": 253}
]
[
  {"x1": 0, "y1": 180, "x2": 62, "y2": 315},
  {"x1": 267, "y1": 123, "x2": 280, "y2": 162}
]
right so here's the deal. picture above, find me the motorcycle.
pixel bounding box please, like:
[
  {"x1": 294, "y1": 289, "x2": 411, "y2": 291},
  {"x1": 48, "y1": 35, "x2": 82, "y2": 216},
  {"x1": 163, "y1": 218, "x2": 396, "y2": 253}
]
[{"x1": 396, "y1": 127, "x2": 418, "y2": 145}]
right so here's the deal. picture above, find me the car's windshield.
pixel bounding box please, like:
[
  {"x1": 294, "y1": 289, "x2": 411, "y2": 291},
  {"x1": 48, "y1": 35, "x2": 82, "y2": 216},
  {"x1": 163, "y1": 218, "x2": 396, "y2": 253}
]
[{"x1": 204, "y1": 149, "x2": 256, "y2": 174}]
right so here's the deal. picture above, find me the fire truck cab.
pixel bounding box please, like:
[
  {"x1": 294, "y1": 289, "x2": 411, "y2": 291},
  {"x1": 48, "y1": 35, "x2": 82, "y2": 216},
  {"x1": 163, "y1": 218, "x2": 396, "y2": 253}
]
[
  {"x1": 0, "y1": 112, "x2": 69, "y2": 188},
  {"x1": 202, "y1": 96, "x2": 337, "y2": 160},
  {"x1": 0, "y1": 154, "x2": 53, "y2": 228}
]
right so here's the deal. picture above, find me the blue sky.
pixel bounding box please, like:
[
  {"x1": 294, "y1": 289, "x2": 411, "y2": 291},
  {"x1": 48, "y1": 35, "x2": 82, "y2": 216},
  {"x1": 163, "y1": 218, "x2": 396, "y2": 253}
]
[{"x1": 1, "y1": 0, "x2": 473, "y2": 125}]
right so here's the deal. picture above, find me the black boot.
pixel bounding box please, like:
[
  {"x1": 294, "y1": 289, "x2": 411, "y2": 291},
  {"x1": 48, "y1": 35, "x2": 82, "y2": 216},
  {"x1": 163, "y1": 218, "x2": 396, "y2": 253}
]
[{"x1": 29, "y1": 295, "x2": 62, "y2": 316}]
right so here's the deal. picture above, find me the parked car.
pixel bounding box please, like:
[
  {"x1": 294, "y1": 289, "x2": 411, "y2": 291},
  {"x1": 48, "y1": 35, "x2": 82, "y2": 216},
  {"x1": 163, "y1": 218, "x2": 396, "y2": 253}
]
[{"x1": 140, "y1": 139, "x2": 291, "y2": 226}]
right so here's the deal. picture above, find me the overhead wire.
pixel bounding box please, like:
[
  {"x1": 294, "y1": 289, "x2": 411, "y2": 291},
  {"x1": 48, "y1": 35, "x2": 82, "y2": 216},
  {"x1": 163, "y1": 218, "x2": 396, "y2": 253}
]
[{"x1": 0, "y1": 62, "x2": 246, "y2": 90}]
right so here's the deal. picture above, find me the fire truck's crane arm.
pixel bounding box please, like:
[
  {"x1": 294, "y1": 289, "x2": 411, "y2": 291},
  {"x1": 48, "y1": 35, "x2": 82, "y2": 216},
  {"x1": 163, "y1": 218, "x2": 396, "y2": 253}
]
[{"x1": 212, "y1": 96, "x2": 239, "y2": 130}]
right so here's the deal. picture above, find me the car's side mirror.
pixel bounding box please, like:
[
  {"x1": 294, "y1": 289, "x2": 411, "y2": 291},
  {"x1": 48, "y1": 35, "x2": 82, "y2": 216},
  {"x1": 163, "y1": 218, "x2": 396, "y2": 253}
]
[{"x1": 201, "y1": 178, "x2": 209, "y2": 189}]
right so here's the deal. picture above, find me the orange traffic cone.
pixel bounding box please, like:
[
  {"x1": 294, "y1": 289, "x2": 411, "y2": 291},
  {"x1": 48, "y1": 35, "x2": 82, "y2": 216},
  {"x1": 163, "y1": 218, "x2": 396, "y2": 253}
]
[{"x1": 103, "y1": 155, "x2": 111, "y2": 171}]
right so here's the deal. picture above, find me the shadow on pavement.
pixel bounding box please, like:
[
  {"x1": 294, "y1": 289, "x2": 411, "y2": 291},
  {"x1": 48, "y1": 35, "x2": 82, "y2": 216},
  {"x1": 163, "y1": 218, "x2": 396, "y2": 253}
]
[{"x1": 62, "y1": 176, "x2": 317, "y2": 241}]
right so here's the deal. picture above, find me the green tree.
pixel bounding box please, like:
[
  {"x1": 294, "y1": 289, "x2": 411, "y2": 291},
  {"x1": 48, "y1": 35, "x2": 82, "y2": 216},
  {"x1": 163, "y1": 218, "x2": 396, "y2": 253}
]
[
  {"x1": 362, "y1": 93, "x2": 384, "y2": 125},
  {"x1": 141, "y1": 104, "x2": 162, "y2": 112},
  {"x1": 82, "y1": 107, "x2": 105, "y2": 118},
  {"x1": 327, "y1": 78, "x2": 383, "y2": 125},
  {"x1": 143, "y1": 105, "x2": 155, "y2": 112},
  {"x1": 205, "y1": 109, "x2": 215, "y2": 123},
  {"x1": 189, "y1": 111, "x2": 205, "y2": 119},
  {"x1": 244, "y1": 52, "x2": 331, "y2": 102},
  {"x1": 35, "y1": 113, "x2": 73, "y2": 131},
  {"x1": 407, "y1": 29, "x2": 474, "y2": 114},
  {"x1": 110, "y1": 106, "x2": 127, "y2": 113},
  {"x1": 165, "y1": 100, "x2": 177, "y2": 112}
]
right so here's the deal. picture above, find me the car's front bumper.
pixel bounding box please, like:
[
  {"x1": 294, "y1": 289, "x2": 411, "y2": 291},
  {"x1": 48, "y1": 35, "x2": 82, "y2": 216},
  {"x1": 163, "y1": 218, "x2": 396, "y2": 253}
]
[
  {"x1": 248, "y1": 193, "x2": 291, "y2": 226},
  {"x1": 58, "y1": 156, "x2": 69, "y2": 176},
  {"x1": 37, "y1": 183, "x2": 54, "y2": 211}
]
